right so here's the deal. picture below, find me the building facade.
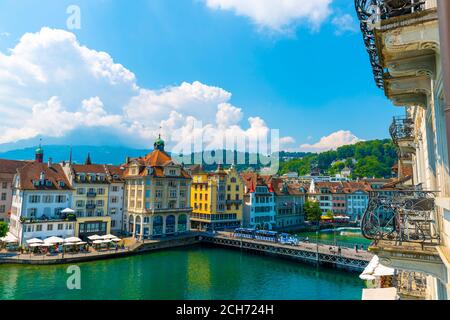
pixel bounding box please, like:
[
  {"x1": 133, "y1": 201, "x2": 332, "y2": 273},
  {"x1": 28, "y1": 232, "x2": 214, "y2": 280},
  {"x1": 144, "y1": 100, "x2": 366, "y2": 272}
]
[
  {"x1": 241, "y1": 173, "x2": 276, "y2": 230},
  {"x1": 356, "y1": 0, "x2": 450, "y2": 299},
  {"x1": 124, "y1": 137, "x2": 192, "y2": 239},
  {"x1": 271, "y1": 178, "x2": 306, "y2": 230},
  {"x1": 9, "y1": 152, "x2": 75, "y2": 245},
  {"x1": 0, "y1": 159, "x2": 26, "y2": 222},
  {"x1": 62, "y1": 161, "x2": 111, "y2": 240},
  {"x1": 105, "y1": 165, "x2": 125, "y2": 233},
  {"x1": 190, "y1": 165, "x2": 244, "y2": 230}
]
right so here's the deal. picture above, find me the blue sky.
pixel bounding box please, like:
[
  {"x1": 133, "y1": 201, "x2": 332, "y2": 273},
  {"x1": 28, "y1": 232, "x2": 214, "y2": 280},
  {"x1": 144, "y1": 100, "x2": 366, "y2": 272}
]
[{"x1": 0, "y1": 0, "x2": 397, "y2": 153}]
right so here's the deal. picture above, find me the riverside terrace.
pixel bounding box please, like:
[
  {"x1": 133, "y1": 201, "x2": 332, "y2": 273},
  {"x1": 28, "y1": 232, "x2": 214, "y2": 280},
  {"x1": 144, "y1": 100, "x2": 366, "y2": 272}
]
[{"x1": 0, "y1": 231, "x2": 373, "y2": 271}]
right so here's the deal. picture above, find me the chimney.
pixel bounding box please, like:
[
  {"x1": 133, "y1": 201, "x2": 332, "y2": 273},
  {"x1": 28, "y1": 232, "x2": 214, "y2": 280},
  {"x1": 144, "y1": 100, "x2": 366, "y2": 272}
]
[
  {"x1": 48, "y1": 157, "x2": 53, "y2": 168},
  {"x1": 40, "y1": 171, "x2": 45, "y2": 181}
]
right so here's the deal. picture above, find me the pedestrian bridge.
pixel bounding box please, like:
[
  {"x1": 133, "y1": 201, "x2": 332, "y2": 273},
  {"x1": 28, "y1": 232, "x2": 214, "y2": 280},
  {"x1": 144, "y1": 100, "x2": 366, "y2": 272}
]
[{"x1": 201, "y1": 233, "x2": 373, "y2": 272}]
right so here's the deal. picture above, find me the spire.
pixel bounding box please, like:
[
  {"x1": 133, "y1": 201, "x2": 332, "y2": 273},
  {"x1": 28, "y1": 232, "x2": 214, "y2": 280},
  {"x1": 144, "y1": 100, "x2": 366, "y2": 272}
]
[
  {"x1": 35, "y1": 139, "x2": 44, "y2": 163},
  {"x1": 85, "y1": 153, "x2": 92, "y2": 165},
  {"x1": 69, "y1": 146, "x2": 73, "y2": 164}
]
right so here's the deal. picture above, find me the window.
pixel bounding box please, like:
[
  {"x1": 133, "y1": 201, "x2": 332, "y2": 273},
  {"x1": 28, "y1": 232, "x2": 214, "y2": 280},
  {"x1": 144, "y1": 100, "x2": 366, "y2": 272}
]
[
  {"x1": 112, "y1": 186, "x2": 119, "y2": 192},
  {"x1": 76, "y1": 200, "x2": 85, "y2": 208},
  {"x1": 97, "y1": 200, "x2": 104, "y2": 207},
  {"x1": 111, "y1": 208, "x2": 117, "y2": 215},
  {"x1": 56, "y1": 195, "x2": 66, "y2": 203},
  {"x1": 112, "y1": 196, "x2": 118, "y2": 203},
  {"x1": 98, "y1": 188, "x2": 105, "y2": 195},
  {"x1": 1, "y1": 182, "x2": 7, "y2": 189},
  {"x1": 58, "y1": 223, "x2": 63, "y2": 230},
  {"x1": 29, "y1": 195, "x2": 40, "y2": 203},
  {"x1": 28, "y1": 208, "x2": 37, "y2": 217},
  {"x1": 155, "y1": 190, "x2": 162, "y2": 198},
  {"x1": 47, "y1": 224, "x2": 53, "y2": 231},
  {"x1": 77, "y1": 188, "x2": 85, "y2": 195},
  {"x1": 54, "y1": 208, "x2": 63, "y2": 216},
  {"x1": 0, "y1": 205, "x2": 5, "y2": 213},
  {"x1": 36, "y1": 225, "x2": 42, "y2": 232},
  {"x1": 111, "y1": 220, "x2": 116, "y2": 228},
  {"x1": 169, "y1": 189, "x2": 177, "y2": 198},
  {"x1": 42, "y1": 195, "x2": 53, "y2": 203},
  {"x1": 1, "y1": 193, "x2": 6, "y2": 201}
]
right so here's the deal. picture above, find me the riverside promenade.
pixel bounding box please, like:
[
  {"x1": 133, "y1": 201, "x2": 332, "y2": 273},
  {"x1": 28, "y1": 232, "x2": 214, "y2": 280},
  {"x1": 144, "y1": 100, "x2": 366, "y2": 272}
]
[{"x1": 0, "y1": 231, "x2": 373, "y2": 272}]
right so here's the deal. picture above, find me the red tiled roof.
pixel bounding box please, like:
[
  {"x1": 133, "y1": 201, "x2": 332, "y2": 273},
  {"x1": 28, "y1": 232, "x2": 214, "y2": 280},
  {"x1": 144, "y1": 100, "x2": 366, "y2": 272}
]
[
  {"x1": 17, "y1": 162, "x2": 72, "y2": 190},
  {"x1": 0, "y1": 159, "x2": 29, "y2": 174},
  {"x1": 124, "y1": 149, "x2": 191, "y2": 179},
  {"x1": 72, "y1": 164, "x2": 107, "y2": 174}
]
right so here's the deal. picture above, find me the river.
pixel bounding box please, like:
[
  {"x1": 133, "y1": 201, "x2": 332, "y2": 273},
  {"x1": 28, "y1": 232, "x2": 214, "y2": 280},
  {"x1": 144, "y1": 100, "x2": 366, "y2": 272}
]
[{"x1": 0, "y1": 245, "x2": 364, "y2": 300}]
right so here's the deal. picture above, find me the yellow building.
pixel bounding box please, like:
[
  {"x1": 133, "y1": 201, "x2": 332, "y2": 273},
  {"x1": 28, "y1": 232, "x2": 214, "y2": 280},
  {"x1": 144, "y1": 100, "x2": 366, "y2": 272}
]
[
  {"x1": 62, "y1": 158, "x2": 111, "y2": 240},
  {"x1": 190, "y1": 165, "x2": 244, "y2": 230},
  {"x1": 124, "y1": 136, "x2": 192, "y2": 239}
]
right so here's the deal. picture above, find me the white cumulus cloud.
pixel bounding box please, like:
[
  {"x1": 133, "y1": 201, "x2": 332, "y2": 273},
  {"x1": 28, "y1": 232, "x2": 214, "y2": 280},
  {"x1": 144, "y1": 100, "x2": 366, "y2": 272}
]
[
  {"x1": 299, "y1": 130, "x2": 363, "y2": 153},
  {"x1": 331, "y1": 14, "x2": 358, "y2": 35},
  {"x1": 0, "y1": 27, "x2": 288, "y2": 156},
  {"x1": 204, "y1": 0, "x2": 333, "y2": 32}
]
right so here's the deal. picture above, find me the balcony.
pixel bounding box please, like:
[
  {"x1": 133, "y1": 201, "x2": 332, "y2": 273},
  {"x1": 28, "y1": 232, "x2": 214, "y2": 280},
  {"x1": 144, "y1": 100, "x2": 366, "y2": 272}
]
[
  {"x1": 390, "y1": 116, "x2": 416, "y2": 157},
  {"x1": 355, "y1": 0, "x2": 438, "y2": 91},
  {"x1": 86, "y1": 204, "x2": 96, "y2": 209},
  {"x1": 361, "y1": 189, "x2": 445, "y2": 279}
]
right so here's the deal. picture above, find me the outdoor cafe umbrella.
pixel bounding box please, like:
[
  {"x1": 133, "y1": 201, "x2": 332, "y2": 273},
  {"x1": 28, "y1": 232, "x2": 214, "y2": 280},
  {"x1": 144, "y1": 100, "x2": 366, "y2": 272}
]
[
  {"x1": 44, "y1": 236, "x2": 64, "y2": 244},
  {"x1": 101, "y1": 234, "x2": 117, "y2": 240},
  {"x1": 111, "y1": 238, "x2": 121, "y2": 242},
  {"x1": 64, "y1": 237, "x2": 82, "y2": 243},
  {"x1": 26, "y1": 238, "x2": 44, "y2": 244},
  {"x1": 29, "y1": 243, "x2": 43, "y2": 248},
  {"x1": 75, "y1": 241, "x2": 87, "y2": 245},
  {"x1": 88, "y1": 235, "x2": 102, "y2": 241},
  {"x1": 92, "y1": 240, "x2": 103, "y2": 244},
  {"x1": 1, "y1": 234, "x2": 18, "y2": 243},
  {"x1": 61, "y1": 208, "x2": 75, "y2": 214}
]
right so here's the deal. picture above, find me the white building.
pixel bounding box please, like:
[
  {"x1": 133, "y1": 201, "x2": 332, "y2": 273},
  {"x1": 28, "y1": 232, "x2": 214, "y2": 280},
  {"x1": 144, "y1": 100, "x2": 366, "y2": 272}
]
[
  {"x1": 105, "y1": 165, "x2": 125, "y2": 233},
  {"x1": 241, "y1": 173, "x2": 276, "y2": 230},
  {"x1": 9, "y1": 154, "x2": 75, "y2": 245}
]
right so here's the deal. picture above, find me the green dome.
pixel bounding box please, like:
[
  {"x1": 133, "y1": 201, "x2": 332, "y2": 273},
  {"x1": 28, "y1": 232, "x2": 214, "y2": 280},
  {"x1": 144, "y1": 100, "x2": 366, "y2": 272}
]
[
  {"x1": 154, "y1": 134, "x2": 165, "y2": 151},
  {"x1": 35, "y1": 145, "x2": 44, "y2": 155}
]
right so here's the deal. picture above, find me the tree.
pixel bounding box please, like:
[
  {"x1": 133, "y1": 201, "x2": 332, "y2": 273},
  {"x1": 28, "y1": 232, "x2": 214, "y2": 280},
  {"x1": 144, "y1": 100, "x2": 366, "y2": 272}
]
[
  {"x1": 304, "y1": 201, "x2": 322, "y2": 227},
  {"x1": 324, "y1": 210, "x2": 334, "y2": 220},
  {"x1": 0, "y1": 221, "x2": 8, "y2": 238}
]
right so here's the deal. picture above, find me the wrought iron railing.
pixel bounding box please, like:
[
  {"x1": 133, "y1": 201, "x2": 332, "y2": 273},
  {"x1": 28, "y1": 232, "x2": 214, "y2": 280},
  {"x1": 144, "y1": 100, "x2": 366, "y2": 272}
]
[
  {"x1": 390, "y1": 116, "x2": 414, "y2": 143},
  {"x1": 355, "y1": 0, "x2": 426, "y2": 88},
  {"x1": 361, "y1": 189, "x2": 439, "y2": 246}
]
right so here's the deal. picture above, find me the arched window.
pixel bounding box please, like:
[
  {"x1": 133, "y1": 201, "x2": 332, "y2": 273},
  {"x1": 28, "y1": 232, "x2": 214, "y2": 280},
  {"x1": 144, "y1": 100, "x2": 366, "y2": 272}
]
[
  {"x1": 166, "y1": 215, "x2": 176, "y2": 234},
  {"x1": 153, "y1": 216, "x2": 163, "y2": 236}
]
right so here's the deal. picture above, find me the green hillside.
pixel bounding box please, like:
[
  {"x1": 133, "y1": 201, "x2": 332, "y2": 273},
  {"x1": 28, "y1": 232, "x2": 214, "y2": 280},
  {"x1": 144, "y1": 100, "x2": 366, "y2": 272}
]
[{"x1": 279, "y1": 139, "x2": 398, "y2": 179}]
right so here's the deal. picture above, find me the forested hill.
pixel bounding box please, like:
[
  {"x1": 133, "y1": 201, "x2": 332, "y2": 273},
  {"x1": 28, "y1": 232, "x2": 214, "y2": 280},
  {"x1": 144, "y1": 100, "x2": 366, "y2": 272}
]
[{"x1": 279, "y1": 139, "x2": 398, "y2": 179}]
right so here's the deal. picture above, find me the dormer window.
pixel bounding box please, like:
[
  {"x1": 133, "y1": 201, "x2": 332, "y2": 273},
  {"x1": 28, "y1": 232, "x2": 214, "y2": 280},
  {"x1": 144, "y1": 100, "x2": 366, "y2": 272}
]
[
  {"x1": 33, "y1": 180, "x2": 40, "y2": 187},
  {"x1": 59, "y1": 181, "x2": 66, "y2": 187},
  {"x1": 113, "y1": 175, "x2": 119, "y2": 180},
  {"x1": 45, "y1": 180, "x2": 52, "y2": 187}
]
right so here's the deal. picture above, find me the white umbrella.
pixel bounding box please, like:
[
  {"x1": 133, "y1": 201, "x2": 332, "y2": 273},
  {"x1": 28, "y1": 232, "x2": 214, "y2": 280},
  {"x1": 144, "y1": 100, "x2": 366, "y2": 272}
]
[
  {"x1": 61, "y1": 208, "x2": 75, "y2": 214},
  {"x1": 1, "y1": 234, "x2": 18, "y2": 243},
  {"x1": 88, "y1": 235, "x2": 102, "y2": 241},
  {"x1": 29, "y1": 243, "x2": 43, "y2": 248},
  {"x1": 100, "y1": 234, "x2": 116, "y2": 240},
  {"x1": 44, "y1": 236, "x2": 64, "y2": 244},
  {"x1": 111, "y1": 238, "x2": 121, "y2": 242},
  {"x1": 102, "y1": 239, "x2": 112, "y2": 244},
  {"x1": 92, "y1": 240, "x2": 103, "y2": 244},
  {"x1": 26, "y1": 238, "x2": 43, "y2": 244},
  {"x1": 64, "y1": 237, "x2": 82, "y2": 243},
  {"x1": 76, "y1": 241, "x2": 87, "y2": 245}
]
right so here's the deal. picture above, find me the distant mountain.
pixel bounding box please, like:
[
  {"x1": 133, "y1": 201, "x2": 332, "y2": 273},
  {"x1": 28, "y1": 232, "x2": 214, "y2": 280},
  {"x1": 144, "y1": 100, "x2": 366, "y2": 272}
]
[{"x1": 0, "y1": 145, "x2": 151, "y2": 166}]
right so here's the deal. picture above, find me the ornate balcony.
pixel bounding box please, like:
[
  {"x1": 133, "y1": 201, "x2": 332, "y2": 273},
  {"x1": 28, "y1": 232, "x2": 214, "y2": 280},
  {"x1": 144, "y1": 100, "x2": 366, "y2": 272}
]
[
  {"x1": 390, "y1": 116, "x2": 416, "y2": 156},
  {"x1": 86, "y1": 191, "x2": 97, "y2": 198},
  {"x1": 362, "y1": 189, "x2": 439, "y2": 245},
  {"x1": 355, "y1": 1, "x2": 436, "y2": 90}
]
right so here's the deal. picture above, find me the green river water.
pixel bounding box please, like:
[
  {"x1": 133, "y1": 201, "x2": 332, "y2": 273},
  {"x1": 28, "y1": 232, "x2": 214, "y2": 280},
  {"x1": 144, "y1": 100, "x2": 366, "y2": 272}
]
[{"x1": 0, "y1": 244, "x2": 365, "y2": 300}]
